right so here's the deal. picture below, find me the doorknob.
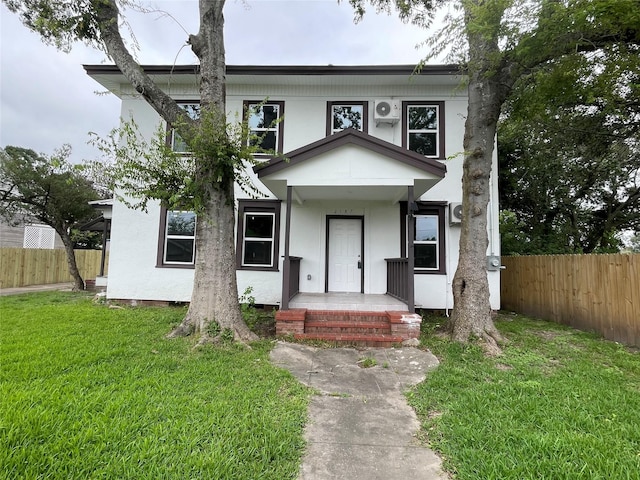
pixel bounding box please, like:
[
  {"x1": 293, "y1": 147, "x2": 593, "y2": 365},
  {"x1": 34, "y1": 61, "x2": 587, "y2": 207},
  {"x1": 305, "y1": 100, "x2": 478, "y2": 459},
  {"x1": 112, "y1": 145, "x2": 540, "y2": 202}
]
[{"x1": 357, "y1": 261, "x2": 362, "y2": 269}]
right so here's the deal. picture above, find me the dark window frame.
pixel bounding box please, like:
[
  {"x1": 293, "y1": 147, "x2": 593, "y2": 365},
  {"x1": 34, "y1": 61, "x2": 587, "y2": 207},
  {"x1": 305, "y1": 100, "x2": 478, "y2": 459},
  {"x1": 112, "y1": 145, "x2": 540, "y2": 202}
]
[
  {"x1": 400, "y1": 201, "x2": 446, "y2": 275},
  {"x1": 157, "y1": 207, "x2": 196, "y2": 269},
  {"x1": 325, "y1": 101, "x2": 369, "y2": 136},
  {"x1": 166, "y1": 101, "x2": 201, "y2": 153},
  {"x1": 402, "y1": 101, "x2": 446, "y2": 159},
  {"x1": 236, "y1": 199, "x2": 282, "y2": 271},
  {"x1": 243, "y1": 100, "x2": 285, "y2": 154}
]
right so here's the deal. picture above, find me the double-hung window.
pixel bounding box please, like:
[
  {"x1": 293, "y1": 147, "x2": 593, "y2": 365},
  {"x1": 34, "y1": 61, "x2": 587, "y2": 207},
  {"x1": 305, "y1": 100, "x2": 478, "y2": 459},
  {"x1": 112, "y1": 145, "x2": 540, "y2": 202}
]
[
  {"x1": 414, "y1": 215, "x2": 439, "y2": 271},
  {"x1": 236, "y1": 200, "x2": 281, "y2": 271},
  {"x1": 401, "y1": 202, "x2": 446, "y2": 274},
  {"x1": 158, "y1": 209, "x2": 196, "y2": 267},
  {"x1": 326, "y1": 101, "x2": 368, "y2": 135},
  {"x1": 170, "y1": 102, "x2": 200, "y2": 153},
  {"x1": 244, "y1": 101, "x2": 284, "y2": 153},
  {"x1": 403, "y1": 101, "x2": 445, "y2": 159}
]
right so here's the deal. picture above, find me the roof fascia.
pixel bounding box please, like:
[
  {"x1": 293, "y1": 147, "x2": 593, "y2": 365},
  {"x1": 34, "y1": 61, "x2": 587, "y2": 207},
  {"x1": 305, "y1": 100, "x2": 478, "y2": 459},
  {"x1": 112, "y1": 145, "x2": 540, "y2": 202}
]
[{"x1": 84, "y1": 64, "x2": 463, "y2": 77}]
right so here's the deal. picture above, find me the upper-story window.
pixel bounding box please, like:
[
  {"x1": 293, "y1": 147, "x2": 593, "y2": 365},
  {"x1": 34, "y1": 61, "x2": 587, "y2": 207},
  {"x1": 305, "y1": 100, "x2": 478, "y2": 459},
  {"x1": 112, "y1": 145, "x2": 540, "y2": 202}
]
[
  {"x1": 326, "y1": 101, "x2": 368, "y2": 135},
  {"x1": 244, "y1": 101, "x2": 285, "y2": 154},
  {"x1": 402, "y1": 101, "x2": 445, "y2": 159},
  {"x1": 171, "y1": 102, "x2": 200, "y2": 153},
  {"x1": 157, "y1": 208, "x2": 196, "y2": 267}
]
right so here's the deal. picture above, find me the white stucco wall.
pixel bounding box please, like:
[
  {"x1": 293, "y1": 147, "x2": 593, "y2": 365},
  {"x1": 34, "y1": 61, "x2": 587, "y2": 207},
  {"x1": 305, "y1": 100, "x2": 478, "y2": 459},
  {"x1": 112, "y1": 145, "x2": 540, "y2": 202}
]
[
  {"x1": 107, "y1": 199, "x2": 195, "y2": 302},
  {"x1": 104, "y1": 74, "x2": 501, "y2": 309}
]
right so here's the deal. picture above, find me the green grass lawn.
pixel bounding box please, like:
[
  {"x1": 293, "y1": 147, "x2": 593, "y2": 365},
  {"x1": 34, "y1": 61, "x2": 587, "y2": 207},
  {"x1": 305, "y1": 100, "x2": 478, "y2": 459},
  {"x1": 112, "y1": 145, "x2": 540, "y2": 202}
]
[
  {"x1": 0, "y1": 292, "x2": 309, "y2": 480},
  {"x1": 411, "y1": 313, "x2": 640, "y2": 479}
]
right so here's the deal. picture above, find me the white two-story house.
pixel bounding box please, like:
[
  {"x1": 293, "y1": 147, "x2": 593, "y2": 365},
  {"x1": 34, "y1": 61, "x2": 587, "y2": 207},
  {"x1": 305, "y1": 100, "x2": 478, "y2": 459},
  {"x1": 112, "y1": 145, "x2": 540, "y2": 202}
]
[{"x1": 86, "y1": 64, "x2": 501, "y2": 343}]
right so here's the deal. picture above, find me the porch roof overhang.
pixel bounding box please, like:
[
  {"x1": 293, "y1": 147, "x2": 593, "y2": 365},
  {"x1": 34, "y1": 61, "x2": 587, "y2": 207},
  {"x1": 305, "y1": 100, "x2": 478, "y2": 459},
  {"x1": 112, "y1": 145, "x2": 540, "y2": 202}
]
[{"x1": 254, "y1": 129, "x2": 447, "y2": 202}]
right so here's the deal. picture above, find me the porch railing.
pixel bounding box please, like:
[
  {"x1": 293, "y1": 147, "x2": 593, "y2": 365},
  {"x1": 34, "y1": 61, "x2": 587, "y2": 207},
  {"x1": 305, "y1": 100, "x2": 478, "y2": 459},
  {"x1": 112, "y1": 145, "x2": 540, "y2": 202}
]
[
  {"x1": 385, "y1": 257, "x2": 409, "y2": 304},
  {"x1": 288, "y1": 256, "x2": 302, "y2": 300}
]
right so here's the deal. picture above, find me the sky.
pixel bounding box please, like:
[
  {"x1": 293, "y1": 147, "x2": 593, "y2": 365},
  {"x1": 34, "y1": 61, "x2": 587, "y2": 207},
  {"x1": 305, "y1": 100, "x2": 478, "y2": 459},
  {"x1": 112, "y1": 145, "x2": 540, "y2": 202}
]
[{"x1": 0, "y1": 0, "x2": 437, "y2": 164}]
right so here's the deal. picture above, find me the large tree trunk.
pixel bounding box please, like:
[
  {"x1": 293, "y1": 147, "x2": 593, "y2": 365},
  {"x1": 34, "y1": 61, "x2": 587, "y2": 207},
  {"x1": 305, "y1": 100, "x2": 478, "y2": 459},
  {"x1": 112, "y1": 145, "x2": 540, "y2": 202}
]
[
  {"x1": 168, "y1": 0, "x2": 256, "y2": 342},
  {"x1": 447, "y1": 5, "x2": 508, "y2": 349},
  {"x1": 448, "y1": 87, "x2": 502, "y2": 347},
  {"x1": 96, "y1": 0, "x2": 254, "y2": 342},
  {"x1": 169, "y1": 186, "x2": 256, "y2": 341}
]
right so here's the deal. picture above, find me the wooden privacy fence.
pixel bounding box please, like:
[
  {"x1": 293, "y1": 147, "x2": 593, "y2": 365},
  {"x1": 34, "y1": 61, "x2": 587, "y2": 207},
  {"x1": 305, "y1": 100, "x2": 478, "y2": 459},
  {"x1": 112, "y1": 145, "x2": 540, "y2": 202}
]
[
  {"x1": 0, "y1": 248, "x2": 107, "y2": 289},
  {"x1": 501, "y1": 254, "x2": 639, "y2": 348}
]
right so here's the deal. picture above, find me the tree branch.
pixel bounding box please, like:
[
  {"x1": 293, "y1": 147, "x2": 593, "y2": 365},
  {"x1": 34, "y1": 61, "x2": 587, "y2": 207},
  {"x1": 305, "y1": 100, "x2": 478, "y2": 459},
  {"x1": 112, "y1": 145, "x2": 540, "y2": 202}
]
[
  {"x1": 502, "y1": 5, "x2": 640, "y2": 88},
  {"x1": 94, "y1": 0, "x2": 195, "y2": 128}
]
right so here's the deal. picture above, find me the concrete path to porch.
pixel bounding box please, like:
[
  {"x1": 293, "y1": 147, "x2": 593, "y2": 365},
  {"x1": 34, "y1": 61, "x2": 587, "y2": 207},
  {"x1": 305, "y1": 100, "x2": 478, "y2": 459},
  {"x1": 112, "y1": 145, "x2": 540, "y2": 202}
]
[{"x1": 270, "y1": 342, "x2": 448, "y2": 480}]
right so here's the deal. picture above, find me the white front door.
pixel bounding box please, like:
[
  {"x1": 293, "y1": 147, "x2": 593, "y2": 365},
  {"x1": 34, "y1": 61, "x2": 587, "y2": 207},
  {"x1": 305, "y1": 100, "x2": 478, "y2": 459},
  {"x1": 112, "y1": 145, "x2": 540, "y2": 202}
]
[{"x1": 328, "y1": 218, "x2": 362, "y2": 292}]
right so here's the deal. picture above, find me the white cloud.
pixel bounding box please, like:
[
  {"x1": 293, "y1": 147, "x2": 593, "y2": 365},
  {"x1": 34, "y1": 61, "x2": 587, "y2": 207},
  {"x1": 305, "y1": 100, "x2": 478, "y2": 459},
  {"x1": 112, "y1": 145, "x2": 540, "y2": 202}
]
[{"x1": 1, "y1": 0, "x2": 432, "y2": 163}]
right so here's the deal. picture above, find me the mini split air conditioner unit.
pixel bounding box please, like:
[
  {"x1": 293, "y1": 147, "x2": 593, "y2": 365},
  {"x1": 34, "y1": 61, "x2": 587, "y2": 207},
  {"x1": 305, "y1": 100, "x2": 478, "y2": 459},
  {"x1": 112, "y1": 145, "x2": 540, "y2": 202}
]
[
  {"x1": 449, "y1": 202, "x2": 463, "y2": 225},
  {"x1": 374, "y1": 99, "x2": 400, "y2": 125}
]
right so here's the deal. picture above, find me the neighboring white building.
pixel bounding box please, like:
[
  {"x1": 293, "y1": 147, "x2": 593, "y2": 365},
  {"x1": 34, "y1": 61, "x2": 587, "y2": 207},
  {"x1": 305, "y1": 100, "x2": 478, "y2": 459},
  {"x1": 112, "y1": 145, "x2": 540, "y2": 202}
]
[{"x1": 86, "y1": 64, "x2": 501, "y2": 315}]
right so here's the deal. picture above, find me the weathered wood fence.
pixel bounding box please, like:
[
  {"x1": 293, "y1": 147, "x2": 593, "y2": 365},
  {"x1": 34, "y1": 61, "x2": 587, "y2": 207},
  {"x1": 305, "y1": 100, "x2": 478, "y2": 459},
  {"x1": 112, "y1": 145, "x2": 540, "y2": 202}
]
[
  {"x1": 501, "y1": 254, "x2": 639, "y2": 347},
  {"x1": 0, "y1": 248, "x2": 107, "y2": 289}
]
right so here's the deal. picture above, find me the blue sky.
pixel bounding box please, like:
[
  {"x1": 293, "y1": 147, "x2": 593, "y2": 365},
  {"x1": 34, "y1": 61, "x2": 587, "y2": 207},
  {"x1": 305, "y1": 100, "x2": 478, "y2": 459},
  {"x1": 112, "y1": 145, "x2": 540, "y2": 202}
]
[{"x1": 1, "y1": 0, "x2": 435, "y2": 163}]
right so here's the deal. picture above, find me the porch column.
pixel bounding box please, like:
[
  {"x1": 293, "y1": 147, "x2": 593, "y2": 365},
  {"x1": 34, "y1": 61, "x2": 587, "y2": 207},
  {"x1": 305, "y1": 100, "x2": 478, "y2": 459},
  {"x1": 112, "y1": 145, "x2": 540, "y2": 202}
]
[
  {"x1": 281, "y1": 185, "x2": 293, "y2": 310},
  {"x1": 99, "y1": 219, "x2": 110, "y2": 277},
  {"x1": 407, "y1": 185, "x2": 415, "y2": 312}
]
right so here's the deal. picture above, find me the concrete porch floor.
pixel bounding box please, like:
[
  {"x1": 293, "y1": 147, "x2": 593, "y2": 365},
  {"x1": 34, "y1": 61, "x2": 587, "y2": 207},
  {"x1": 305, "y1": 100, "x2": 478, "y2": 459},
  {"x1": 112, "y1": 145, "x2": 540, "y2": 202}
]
[{"x1": 289, "y1": 293, "x2": 409, "y2": 312}]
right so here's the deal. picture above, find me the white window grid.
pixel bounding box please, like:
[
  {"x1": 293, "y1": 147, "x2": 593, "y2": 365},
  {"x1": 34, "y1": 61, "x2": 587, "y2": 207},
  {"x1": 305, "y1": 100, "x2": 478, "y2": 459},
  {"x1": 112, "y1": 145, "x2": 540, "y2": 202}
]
[
  {"x1": 414, "y1": 214, "x2": 439, "y2": 270},
  {"x1": 407, "y1": 104, "x2": 440, "y2": 158},
  {"x1": 164, "y1": 211, "x2": 196, "y2": 264}
]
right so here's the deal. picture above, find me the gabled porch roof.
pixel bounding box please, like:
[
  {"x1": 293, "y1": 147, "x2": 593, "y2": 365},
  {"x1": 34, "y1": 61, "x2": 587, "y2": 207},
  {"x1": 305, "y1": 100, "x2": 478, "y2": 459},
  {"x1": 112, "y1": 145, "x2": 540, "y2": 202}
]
[{"x1": 254, "y1": 129, "x2": 446, "y2": 202}]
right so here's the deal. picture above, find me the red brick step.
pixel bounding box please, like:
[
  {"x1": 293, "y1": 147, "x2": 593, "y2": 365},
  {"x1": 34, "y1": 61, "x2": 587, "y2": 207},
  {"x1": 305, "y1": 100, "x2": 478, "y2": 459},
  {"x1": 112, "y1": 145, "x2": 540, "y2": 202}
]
[
  {"x1": 294, "y1": 332, "x2": 405, "y2": 348},
  {"x1": 304, "y1": 320, "x2": 391, "y2": 334},
  {"x1": 276, "y1": 308, "x2": 422, "y2": 347}
]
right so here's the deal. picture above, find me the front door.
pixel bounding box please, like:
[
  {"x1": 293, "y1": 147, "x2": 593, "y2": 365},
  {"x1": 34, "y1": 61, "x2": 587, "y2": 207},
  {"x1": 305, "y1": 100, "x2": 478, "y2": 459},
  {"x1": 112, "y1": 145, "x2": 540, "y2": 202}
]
[{"x1": 327, "y1": 217, "x2": 363, "y2": 292}]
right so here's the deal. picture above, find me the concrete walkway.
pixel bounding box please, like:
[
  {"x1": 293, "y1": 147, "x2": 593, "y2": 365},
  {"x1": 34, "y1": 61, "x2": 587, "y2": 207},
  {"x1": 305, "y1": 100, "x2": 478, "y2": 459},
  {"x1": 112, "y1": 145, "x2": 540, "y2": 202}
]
[
  {"x1": 0, "y1": 282, "x2": 73, "y2": 296},
  {"x1": 270, "y1": 342, "x2": 448, "y2": 480}
]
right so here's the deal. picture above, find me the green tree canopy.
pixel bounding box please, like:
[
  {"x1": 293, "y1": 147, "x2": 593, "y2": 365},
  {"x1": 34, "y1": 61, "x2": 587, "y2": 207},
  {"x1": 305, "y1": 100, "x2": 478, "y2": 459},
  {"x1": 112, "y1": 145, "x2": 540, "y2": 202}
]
[
  {"x1": 3, "y1": 0, "x2": 262, "y2": 342},
  {"x1": 350, "y1": 0, "x2": 640, "y2": 349},
  {"x1": 0, "y1": 145, "x2": 104, "y2": 289},
  {"x1": 499, "y1": 43, "x2": 640, "y2": 254}
]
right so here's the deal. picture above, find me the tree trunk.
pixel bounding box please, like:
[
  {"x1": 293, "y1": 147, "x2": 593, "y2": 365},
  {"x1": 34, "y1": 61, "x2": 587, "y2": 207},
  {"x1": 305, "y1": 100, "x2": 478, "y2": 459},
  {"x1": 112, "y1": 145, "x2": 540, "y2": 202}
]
[
  {"x1": 57, "y1": 226, "x2": 85, "y2": 291},
  {"x1": 169, "y1": 185, "x2": 256, "y2": 341},
  {"x1": 447, "y1": 6, "x2": 508, "y2": 349},
  {"x1": 168, "y1": 0, "x2": 256, "y2": 342},
  {"x1": 95, "y1": 0, "x2": 255, "y2": 341}
]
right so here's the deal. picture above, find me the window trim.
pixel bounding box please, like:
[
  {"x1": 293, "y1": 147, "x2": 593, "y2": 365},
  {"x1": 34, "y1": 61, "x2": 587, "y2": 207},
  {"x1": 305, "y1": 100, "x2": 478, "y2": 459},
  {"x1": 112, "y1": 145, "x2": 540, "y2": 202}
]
[
  {"x1": 241, "y1": 211, "x2": 276, "y2": 268},
  {"x1": 243, "y1": 100, "x2": 285, "y2": 154},
  {"x1": 236, "y1": 199, "x2": 281, "y2": 271},
  {"x1": 400, "y1": 201, "x2": 446, "y2": 274},
  {"x1": 167, "y1": 101, "x2": 200, "y2": 154},
  {"x1": 402, "y1": 101, "x2": 446, "y2": 159},
  {"x1": 326, "y1": 101, "x2": 369, "y2": 136},
  {"x1": 157, "y1": 207, "x2": 196, "y2": 269},
  {"x1": 414, "y1": 214, "x2": 440, "y2": 271}
]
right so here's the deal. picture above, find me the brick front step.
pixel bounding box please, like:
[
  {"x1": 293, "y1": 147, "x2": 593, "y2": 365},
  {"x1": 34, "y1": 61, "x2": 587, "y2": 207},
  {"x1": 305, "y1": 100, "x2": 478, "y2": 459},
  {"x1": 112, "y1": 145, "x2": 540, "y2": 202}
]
[
  {"x1": 305, "y1": 310, "x2": 390, "y2": 323},
  {"x1": 304, "y1": 320, "x2": 392, "y2": 335},
  {"x1": 294, "y1": 332, "x2": 405, "y2": 348},
  {"x1": 275, "y1": 308, "x2": 422, "y2": 346}
]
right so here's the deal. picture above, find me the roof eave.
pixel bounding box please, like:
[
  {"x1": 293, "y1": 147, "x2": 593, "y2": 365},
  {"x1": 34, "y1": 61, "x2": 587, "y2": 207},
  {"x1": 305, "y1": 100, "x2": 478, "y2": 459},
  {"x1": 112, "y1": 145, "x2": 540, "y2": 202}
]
[{"x1": 254, "y1": 129, "x2": 446, "y2": 179}]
